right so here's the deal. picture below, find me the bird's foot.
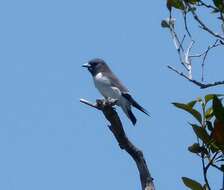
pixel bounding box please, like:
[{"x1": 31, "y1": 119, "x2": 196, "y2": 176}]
[
  {"x1": 95, "y1": 98, "x2": 118, "y2": 110},
  {"x1": 105, "y1": 98, "x2": 118, "y2": 106}
]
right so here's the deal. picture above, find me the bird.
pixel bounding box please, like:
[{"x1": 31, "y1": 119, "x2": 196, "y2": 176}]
[{"x1": 82, "y1": 58, "x2": 149, "y2": 125}]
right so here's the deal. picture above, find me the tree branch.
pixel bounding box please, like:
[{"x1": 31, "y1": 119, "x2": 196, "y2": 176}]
[
  {"x1": 186, "y1": 3, "x2": 224, "y2": 41},
  {"x1": 80, "y1": 98, "x2": 155, "y2": 190},
  {"x1": 205, "y1": 152, "x2": 219, "y2": 173},
  {"x1": 202, "y1": 152, "x2": 211, "y2": 190},
  {"x1": 183, "y1": 11, "x2": 192, "y2": 39},
  {"x1": 198, "y1": 0, "x2": 218, "y2": 11},
  {"x1": 167, "y1": 65, "x2": 224, "y2": 89}
]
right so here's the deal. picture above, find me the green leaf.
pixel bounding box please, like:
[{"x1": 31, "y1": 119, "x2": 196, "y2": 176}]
[
  {"x1": 187, "y1": 100, "x2": 198, "y2": 108},
  {"x1": 173, "y1": 102, "x2": 202, "y2": 123},
  {"x1": 188, "y1": 0, "x2": 198, "y2": 3},
  {"x1": 205, "y1": 94, "x2": 215, "y2": 104},
  {"x1": 205, "y1": 94, "x2": 224, "y2": 105},
  {"x1": 168, "y1": 0, "x2": 186, "y2": 10},
  {"x1": 217, "y1": 144, "x2": 224, "y2": 152},
  {"x1": 187, "y1": 0, "x2": 199, "y2": 3},
  {"x1": 212, "y1": 96, "x2": 224, "y2": 123},
  {"x1": 205, "y1": 107, "x2": 214, "y2": 120},
  {"x1": 191, "y1": 124, "x2": 210, "y2": 144},
  {"x1": 188, "y1": 143, "x2": 208, "y2": 154},
  {"x1": 182, "y1": 177, "x2": 203, "y2": 190},
  {"x1": 209, "y1": 140, "x2": 222, "y2": 153},
  {"x1": 213, "y1": 0, "x2": 224, "y2": 11},
  {"x1": 188, "y1": 143, "x2": 201, "y2": 153},
  {"x1": 196, "y1": 97, "x2": 203, "y2": 103}
]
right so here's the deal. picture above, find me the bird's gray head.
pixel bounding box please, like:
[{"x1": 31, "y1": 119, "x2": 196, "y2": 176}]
[{"x1": 82, "y1": 58, "x2": 110, "y2": 76}]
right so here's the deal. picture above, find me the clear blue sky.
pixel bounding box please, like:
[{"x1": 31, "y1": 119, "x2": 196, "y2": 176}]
[{"x1": 0, "y1": 0, "x2": 223, "y2": 189}]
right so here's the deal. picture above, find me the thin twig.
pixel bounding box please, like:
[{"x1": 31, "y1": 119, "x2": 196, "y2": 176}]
[
  {"x1": 165, "y1": 1, "x2": 224, "y2": 88},
  {"x1": 169, "y1": 24, "x2": 185, "y2": 52},
  {"x1": 198, "y1": 0, "x2": 218, "y2": 11},
  {"x1": 168, "y1": 26, "x2": 189, "y2": 71},
  {"x1": 205, "y1": 152, "x2": 219, "y2": 172},
  {"x1": 222, "y1": 166, "x2": 224, "y2": 190},
  {"x1": 202, "y1": 152, "x2": 211, "y2": 190},
  {"x1": 220, "y1": 12, "x2": 224, "y2": 23},
  {"x1": 220, "y1": 156, "x2": 224, "y2": 190},
  {"x1": 189, "y1": 40, "x2": 222, "y2": 59},
  {"x1": 167, "y1": 65, "x2": 224, "y2": 89},
  {"x1": 201, "y1": 40, "x2": 220, "y2": 81},
  {"x1": 80, "y1": 98, "x2": 100, "y2": 109},
  {"x1": 192, "y1": 40, "x2": 222, "y2": 82},
  {"x1": 183, "y1": 11, "x2": 192, "y2": 38},
  {"x1": 210, "y1": 163, "x2": 223, "y2": 172},
  {"x1": 186, "y1": 3, "x2": 224, "y2": 40}
]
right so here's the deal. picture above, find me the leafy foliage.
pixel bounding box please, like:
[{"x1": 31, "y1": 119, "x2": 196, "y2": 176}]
[
  {"x1": 166, "y1": 0, "x2": 224, "y2": 13},
  {"x1": 172, "y1": 102, "x2": 202, "y2": 123},
  {"x1": 167, "y1": 0, "x2": 185, "y2": 11},
  {"x1": 166, "y1": 0, "x2": 199, "y2": 11},
  {"x1": 182, "y1": 177, "x2": 204, "y2": 190},
  {"x1": 213, "y1": 0, "x2": 224, "y2": 11},
  {"x1": 173, "y1": 94, "x2": 224, "y2": 189}
]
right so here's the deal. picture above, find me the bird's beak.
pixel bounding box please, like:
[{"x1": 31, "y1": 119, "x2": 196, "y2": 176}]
[{"x1": 82, "y1": 63, "x2": 91, "y2": 68}]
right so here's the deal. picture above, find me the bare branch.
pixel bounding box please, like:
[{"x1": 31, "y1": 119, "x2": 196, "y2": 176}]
[
  {"x1": 80, "y1": 98, "x2": 100, "y2": 109},
  {"x1": 220, "y1": 12, "x2": 224, "y2": 24},
  {"x1": 167, "y1": 65, "x2": 224, "y2": 89},
  {"x1": 186, "y1": 3, "x2": 224, "y2": 40},
  {"x1": 183, "y1": 11, "x2": 192, "y2": 38},
  {"x1": 201, "y1": 40, "x2": 219, "y2": 81},
  {"x1": 202, "y1": 152, "x2": 211, "y2": 190},
  {"x1": 205, "y1": 152, "x2": 219, "y2": 172},
  {"x1": 210, "y1": 163, "x2": 224, "y2": 172},
  {"x1": 184, "y1": 40, "x2": 194, "y2": 79},
  {"x1": 188, "y1": 40, "x2": 221, "y2": 81},
  {"x1": 80, "y1": 98, "x2": 155, "y2": 190},
  {"x1": 164, "y1": 1, "x2": 224, "y2": 88},
  {"x1": 168, "y1": 23, "x2": 190, "y2": 71},
  {"x1": 198, "y1": 0, "x2": 218, "y2": 11},
  {"x1": 169, "y1": 25, "x2": 184, "y2": 52},
  {"x1": 189, "y1": 40, "x2": 222, "y2": 59}
]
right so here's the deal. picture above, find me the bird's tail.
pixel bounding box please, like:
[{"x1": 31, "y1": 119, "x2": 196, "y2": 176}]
[
  {"x1": 127, "y1": 109, "x2": 137, "y2": 125},
  {"x1": 122, "y1": 106, "x2": 137, "y2": 125},
  {"x1": 122, "y1": 93, "x2": 150, "y2": 116}
]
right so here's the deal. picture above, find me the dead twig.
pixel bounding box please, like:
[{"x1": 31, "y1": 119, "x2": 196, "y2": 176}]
[
  {"x1": 186, "y1": 3, "x2": 224, "y2": 41},
  {"x1": 198, "y1": 0, "x2": 218, "y2": 11},
  {"x1": 167, "y1": 65, "x2": 224, "y2": 89}
]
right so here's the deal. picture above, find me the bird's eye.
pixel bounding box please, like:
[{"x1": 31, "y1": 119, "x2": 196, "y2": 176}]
[{"x1": 90, "y1": 62, "x2": 98, "y2": 67}]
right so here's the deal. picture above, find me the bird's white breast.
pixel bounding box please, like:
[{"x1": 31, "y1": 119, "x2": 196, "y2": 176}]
[
  {"x1": 93, "y1": 73, "x2": 122, "y2": 103},
  {"x1": 93, "y1": 72, "x2": 131, "y2": 110}
]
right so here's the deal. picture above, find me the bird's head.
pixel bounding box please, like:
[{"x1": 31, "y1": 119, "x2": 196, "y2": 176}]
[{"x1": 82, "y1": 58, "x2": 108, "y2": 76}]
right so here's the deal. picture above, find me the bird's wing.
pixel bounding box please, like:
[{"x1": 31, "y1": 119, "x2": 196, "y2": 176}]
[
  {"x1": 122, "y1": 93, "x2": 150, "y2": 116},
  {"x1": 103, "y1": 71, "x2": 129, "y2": 93}
]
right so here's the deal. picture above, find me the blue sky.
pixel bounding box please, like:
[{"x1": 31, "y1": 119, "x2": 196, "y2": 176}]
[{"x1": 0, "y1": 0, "x2": 223, "y2": 189}]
